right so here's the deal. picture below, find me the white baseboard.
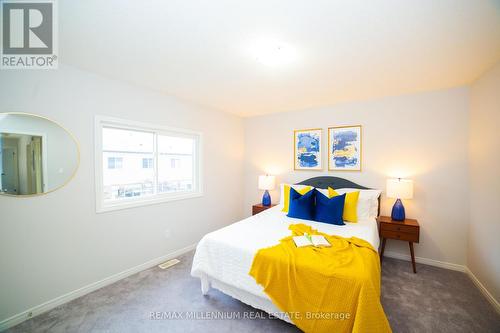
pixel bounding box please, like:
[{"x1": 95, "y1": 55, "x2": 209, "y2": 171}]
[
  {"x1": 384, "y1": 251, "x2": 499, "y2": 314},
  {"x1": 0, "y1": 243, "x2": 197, "y2": 332},
  {"x1": 383, "y1": 251, "x2": 466, "y2": 272},
  {"x1": 465, "y1": 267, "x2": 500, "y2": 314}
]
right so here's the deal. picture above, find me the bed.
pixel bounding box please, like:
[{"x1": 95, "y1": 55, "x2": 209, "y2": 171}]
[{"x1": 191, "y1": 176, "x2": 384, "y2": 328}]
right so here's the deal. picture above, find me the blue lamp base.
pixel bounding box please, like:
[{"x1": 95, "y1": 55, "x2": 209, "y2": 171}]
[
  {"x1": 391, "y1": 198, "x2": 406, "y2": 221},
  {"x1": 262, "y1": 190, "x2": 271, "y2": 206}
]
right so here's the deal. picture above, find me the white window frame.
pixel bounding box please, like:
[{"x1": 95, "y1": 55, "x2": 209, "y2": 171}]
[{"x1": 95, "y1": 116, "x2": 203, "y2": 213}]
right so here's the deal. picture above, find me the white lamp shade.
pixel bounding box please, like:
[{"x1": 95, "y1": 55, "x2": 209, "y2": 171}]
[
  {"x1": 386, "y1": 179, "x2": 413, "y2": 199},
  {"x1": 258, "y1": 175, "x2": 276, "y2": 191}
]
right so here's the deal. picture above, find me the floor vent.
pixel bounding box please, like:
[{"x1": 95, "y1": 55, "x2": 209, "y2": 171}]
[{"x1": 158, "y1": 259, "x2": 180, "y2": 270}]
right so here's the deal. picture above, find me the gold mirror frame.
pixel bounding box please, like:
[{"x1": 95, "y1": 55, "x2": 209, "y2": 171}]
[{"x1": 0, "y1": 112, "x2": 80, "y2": 197}]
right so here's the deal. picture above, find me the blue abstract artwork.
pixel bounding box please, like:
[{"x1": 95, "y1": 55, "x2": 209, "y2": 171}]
[
  {"x1": 329, "y1": 126, "x2": 361, "y2": 171},
  {"x1": 294, "y1": 129, "x2": 322, "y2": 170}
]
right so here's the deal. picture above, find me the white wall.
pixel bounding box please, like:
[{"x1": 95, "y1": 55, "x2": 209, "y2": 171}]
[
  {"x1": 243, "y1": 87, "x2": 470, "y2": 266},
  {"x1": 0, "y1": 65, "x2": 244, "y2": 322},
  {"x1": 468, "y1": 62, "x2": 500, "y2": 302}
]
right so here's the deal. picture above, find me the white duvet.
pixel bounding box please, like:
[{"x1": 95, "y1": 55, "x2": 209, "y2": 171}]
[{"x1": 191, "y1": 206, "x2": 380, "y2": 299}]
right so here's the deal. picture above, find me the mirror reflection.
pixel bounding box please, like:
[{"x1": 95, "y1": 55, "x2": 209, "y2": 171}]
[{"x1": 0, "y1": 113, "x2": 79, "y2": 196}]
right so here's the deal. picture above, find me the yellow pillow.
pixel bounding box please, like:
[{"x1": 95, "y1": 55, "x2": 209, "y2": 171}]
[
  {"x1": 282, "y1": 185, "x2": 312, "y2": 213},
  {"x1": 328, "y1": 187, "x2": 359, "y2": 222}
]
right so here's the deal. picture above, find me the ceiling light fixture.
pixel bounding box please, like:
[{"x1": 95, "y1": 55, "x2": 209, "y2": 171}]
[{"x1": 250, "y1": 39, "x2": 297, "y2": 67}]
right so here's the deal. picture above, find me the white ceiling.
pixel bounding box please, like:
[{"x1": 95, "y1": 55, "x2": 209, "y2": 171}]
[{"x1": 60, "y1": 1, "x2": 500, "y2": 117}]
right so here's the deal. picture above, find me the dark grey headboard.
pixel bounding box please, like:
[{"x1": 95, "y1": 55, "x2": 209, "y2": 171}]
[
  {"x1": 296, "y1": 176, "x2": 370, "y2": 190},
  {"x1": 296, "y1": 176, "x2": 380, "y2": 216}
]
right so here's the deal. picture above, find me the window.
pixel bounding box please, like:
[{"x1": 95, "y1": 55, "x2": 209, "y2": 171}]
[
  {"x1": 108, "y1": 157, "x2": 123, "y2": 169},
  {"x1": 170, "y1": 158, "x2": 180, "y2": 168},
  {"x1": 142, "y1": 158, "x2": 153, "y2": 169},
  {"x1": 95, "y1": 116, "x2": 202, "y2": 212}
]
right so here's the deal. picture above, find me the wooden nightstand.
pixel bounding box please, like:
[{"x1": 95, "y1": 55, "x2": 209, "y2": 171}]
[
  {"x1": 252, "y1": 203, "x2": 277, "y2": 215},
  {"x1": 377, "y1": 216, "x2": 420, "y2": 273}
]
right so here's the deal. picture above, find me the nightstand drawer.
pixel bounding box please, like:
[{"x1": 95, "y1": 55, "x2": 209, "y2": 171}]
[
  {"x1": 381, "y1": 230, "x2": 419, "y2": 242},
  {"x1": 381, "y1": 223, "x2": 417, "y2": 234},
  {"x1": 377, "y1": 216, "x2": 420, "y2": 273},
  {"x1": 252, "y1": 206, "x2": 266, "y2": 215},
  {"x1": 252, "y1": 204, "x2": 277, "y2": 215}
]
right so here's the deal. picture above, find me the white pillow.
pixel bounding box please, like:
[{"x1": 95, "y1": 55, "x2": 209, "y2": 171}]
[
  {"x1": 315, "y1": 188, "x2": 329, "y2": 198},
  {"x1": 317, "y1": 188, "x2": 381, "y2": 219},
  {"x1": 279, "y1": 183, "x2": 314, "y2": 205},
  {"x1": 336, "y1": 188, "x2": 381, "y2": 219}
]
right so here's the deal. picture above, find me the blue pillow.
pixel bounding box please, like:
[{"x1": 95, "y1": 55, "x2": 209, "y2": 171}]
[
  {"x1": 314, "y1": 190, "x2": 346, "y2": 225},
  {"x1": 287, "y1": 187, "x2": 315, "y2": 220}
]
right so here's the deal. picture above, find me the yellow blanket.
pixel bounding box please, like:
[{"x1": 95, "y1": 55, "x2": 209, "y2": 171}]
[{"x1": 249, "y1": 223, "x2": 391, "y2": 333}]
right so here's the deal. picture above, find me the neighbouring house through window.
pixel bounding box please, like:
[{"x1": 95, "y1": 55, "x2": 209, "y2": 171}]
[{"x1": 95, "y1": 116, "x2": 202, "y2": 212}]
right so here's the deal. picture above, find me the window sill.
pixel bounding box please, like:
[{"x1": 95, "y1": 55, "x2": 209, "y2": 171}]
[{"x1": 96, "y1": 191, "x2": 203, "y2": 213}]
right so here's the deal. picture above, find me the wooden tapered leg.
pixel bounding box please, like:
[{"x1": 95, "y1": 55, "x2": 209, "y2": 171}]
[
  {"x1": 380, "y1": 238, "x2": 386, "y2": 262},
  {"x1": 409, "y1": 242, "x2": 416, "y2": 273}
]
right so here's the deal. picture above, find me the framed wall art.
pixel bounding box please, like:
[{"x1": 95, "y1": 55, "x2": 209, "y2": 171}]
[
  {"x1": 328, "y1": 125, "x2": 361, "y2": 171},
  {"x1": 294, "y1": 128, "x2": 322, "y2": 170}
]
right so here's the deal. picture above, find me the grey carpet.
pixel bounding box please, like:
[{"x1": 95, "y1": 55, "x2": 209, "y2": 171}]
[{"x1": 7, "y1": 251, "x2": 500, "y2": 333}]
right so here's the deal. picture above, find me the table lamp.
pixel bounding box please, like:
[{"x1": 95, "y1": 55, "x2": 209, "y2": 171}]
[
  {"x1": 258, "y1": 175, "x2": 275, "y2": 206},
  {"x1": 386, "y1": 178, "x2": 413, "y2": 221}
]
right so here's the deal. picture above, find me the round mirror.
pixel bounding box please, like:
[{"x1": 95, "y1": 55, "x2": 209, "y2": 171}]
[{"x1": 0, "y1": 113, "x2": 79, "y2": 196}]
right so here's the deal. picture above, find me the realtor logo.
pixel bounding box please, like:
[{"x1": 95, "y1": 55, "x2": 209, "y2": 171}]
[{"x1": 1, "y1": 0, "x2": 58, "y2": 69}]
